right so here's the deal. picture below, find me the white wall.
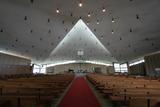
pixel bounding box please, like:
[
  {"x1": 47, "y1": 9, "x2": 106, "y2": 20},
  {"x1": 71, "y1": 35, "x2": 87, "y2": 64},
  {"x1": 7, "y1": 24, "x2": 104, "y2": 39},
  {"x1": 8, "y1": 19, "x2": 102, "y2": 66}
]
[
  {"x1": 46, "y1": 63, "x2": 115, "y2": 74},
  {"x1": 0, "y1": 53, "x2": 31, "y2": 75}
]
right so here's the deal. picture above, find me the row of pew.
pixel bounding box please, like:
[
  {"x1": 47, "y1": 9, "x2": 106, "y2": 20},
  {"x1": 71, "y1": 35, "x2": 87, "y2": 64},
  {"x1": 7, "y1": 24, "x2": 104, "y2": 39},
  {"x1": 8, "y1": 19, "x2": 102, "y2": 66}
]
[
  {"x1": 0, "y1": 73, "x2": 55, "y2": 80},
  {"x1": 87, "y1": 74, "x2": 160, "y2": 107},
  {"x1": 0, "y1": 74, "x2": 35, "y2": 80},
  {"x1": 0, "y1": 74, "x2": 74, "y2": 107}
]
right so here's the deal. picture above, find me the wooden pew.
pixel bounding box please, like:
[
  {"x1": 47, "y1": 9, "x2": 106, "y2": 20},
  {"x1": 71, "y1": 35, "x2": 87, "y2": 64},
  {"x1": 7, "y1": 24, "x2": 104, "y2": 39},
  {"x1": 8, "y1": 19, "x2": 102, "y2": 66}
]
[
  {"x1": 0, "y1": 74, "x2": 74, "y2": 107},
  {"x1": 87, "y1": 74, "x2": 160, "y2": 107}
]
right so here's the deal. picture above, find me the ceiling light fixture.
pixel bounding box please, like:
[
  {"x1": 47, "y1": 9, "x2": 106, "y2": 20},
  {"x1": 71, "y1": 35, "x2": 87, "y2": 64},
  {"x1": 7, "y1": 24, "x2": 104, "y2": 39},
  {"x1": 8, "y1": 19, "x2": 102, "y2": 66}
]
[
  {"x1": 87, "y1": 21, "x2": 89, "y2": 25},
  {"x1": 111, "y1": 30, "x2": 114, "y2": 34},
  {"x1": 88, "y1": 12, "x2": 91, "y2": 17},
  {"x1": 101, "y1": 35, "x2": 103, "y2": 39},
  {"x1": 97, "y1": 20, "x2": 99, "y2": 24},
  {"x1": 112, "y1": 18, "x2": 115, "y2": 23},
  {"x1": 102, "y1": 7, "x2": 106, "y2": 12},
  {"x1": 78, "y1": 1, "x2": 83, "y2": 7},
  {"x1": 56, "y1": 8, "x2": 60, "y2": 13}
]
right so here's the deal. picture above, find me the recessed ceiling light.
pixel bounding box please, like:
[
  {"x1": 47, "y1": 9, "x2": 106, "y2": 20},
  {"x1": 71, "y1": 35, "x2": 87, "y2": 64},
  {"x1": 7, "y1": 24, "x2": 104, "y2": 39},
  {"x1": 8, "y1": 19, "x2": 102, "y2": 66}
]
[
  {"x1": 56, "y1": 8, "x2": 60, "y2": 13},
  {"x1": 112, "y1": 18, "x2": 115, "y2": 23},
  {"x1": 102, "y1": 7, "x2": 106, "y2": 12},
  {"x1": 78, "y1": 2, "x2": 83, "y2": 7},
  {"x1": 88, "y1": 13, "x2": 91, "y2": 17}
]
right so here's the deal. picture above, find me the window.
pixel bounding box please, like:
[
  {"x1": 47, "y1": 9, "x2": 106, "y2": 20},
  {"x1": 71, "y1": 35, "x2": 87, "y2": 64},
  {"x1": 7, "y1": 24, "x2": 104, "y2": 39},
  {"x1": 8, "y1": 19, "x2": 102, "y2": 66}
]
[
  {"x1": 41, "y1": 65, "x2": 47, "y2": 74},
  {"x1": 77, "y1": 50, "x2": 84, "y2": 56},
  {"x1": 33, "y1": 64, "x2": 46, "y2": 74},
  {"x1": 114, "y1": 63, "x2": 121, "y2": 72},
  {"x1": 114, "y1": 63, "x2": 128, "y2": 73},
  {"x1": 120, "y1": 63, "x2": 128, "y2": 72},
  {"x1": 33, "y1": 65, "x2": 40, "y2": 73}
]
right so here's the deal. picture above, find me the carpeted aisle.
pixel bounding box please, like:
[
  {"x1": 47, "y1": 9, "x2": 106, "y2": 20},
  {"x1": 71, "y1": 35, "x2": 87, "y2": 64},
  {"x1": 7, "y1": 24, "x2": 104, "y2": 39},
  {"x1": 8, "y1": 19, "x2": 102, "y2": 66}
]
[{"x1": 58, "y1": 77, "x2": 101, "y2": 107}]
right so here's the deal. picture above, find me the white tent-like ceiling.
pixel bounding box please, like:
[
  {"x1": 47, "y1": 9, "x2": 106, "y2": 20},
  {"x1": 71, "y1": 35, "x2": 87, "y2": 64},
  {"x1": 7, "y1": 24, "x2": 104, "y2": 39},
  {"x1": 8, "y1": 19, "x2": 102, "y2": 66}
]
[
  {"x1": 0, "y1": 0, "x2": 160, "y2": 65},
  {"x1": 46, "y1": 19, "x2": 117, "y2": 65}
]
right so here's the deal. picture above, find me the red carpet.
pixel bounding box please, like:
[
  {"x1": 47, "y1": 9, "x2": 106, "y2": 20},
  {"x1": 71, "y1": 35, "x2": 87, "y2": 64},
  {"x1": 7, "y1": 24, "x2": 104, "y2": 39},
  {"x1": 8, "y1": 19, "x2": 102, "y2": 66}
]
[{"x1": 58, "y1": 77, "x2": 101, "y2": 107}]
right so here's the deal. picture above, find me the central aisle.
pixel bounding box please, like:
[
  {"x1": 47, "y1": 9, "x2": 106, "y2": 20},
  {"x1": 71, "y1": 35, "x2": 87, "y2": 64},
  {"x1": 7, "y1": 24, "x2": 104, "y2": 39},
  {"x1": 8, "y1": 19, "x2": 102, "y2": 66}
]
[{"x1": 58, "y1": 76, "x2": 101, "y2": 107}]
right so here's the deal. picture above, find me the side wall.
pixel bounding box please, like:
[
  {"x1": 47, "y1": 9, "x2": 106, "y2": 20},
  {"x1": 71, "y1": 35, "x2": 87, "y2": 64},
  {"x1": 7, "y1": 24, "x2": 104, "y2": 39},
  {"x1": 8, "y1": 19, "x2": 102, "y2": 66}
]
[
  {"x1": 0, "y1": 53, "x2": 32, "y2": 75},
  {"x1": 144, "y1": 52, "x2": 160, "y2": 77},
  {"x1": 129, "y1": 52, "x2": 160, "y2": 77},
  {"x1": 129, "y1": 62, "x2": 146, "y2": 75}
]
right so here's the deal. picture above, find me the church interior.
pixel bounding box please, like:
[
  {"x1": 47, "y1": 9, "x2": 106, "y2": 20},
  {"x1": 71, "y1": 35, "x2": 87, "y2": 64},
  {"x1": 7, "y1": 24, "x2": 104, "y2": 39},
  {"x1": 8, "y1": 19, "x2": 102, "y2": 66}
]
[{"x1": 0, "y1": 0, "x2": 160, "y2": 107}]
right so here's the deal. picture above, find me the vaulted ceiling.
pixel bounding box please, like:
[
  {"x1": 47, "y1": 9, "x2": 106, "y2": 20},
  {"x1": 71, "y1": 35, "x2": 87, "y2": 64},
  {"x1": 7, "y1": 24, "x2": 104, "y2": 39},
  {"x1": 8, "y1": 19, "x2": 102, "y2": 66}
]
[{"x1": 0, "y1": 0, "x2": 160, "y2": 64}]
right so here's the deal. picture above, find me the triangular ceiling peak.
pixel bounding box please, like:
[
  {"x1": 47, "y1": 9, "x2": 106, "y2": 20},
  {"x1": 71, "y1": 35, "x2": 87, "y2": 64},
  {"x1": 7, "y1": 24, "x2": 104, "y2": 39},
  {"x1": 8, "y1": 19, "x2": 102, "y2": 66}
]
[{"x1": 45, "y1": 19, "x2": 117, "y2": 65}]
